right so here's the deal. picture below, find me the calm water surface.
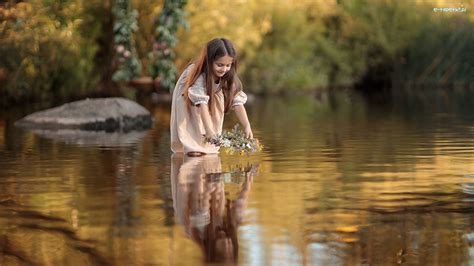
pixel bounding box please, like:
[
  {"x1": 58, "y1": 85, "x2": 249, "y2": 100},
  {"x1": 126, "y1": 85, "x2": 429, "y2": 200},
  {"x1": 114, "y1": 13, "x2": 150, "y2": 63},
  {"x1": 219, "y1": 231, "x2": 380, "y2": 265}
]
[{"x1": 0, "y1": 90, "x2": 473, "y2": 265}]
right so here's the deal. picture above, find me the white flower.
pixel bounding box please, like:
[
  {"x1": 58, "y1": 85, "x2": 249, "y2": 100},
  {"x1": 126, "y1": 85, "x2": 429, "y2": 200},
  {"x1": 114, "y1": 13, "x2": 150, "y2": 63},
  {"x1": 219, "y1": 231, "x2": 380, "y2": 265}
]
[
  {"x1": 204, "y1": 124, "x2": 262, "y2": 154},
  {"x1": 222, "y1": 139, "x2": 232, "y2": 147},
  {"x1": 116, "y1": 45, "x2": 125, "y2": 53}
]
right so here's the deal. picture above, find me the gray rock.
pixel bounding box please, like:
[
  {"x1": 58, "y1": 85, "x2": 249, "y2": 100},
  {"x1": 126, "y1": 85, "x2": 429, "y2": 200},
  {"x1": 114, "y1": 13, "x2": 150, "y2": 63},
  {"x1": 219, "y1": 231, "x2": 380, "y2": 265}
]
[{"x1": 15, "y1": 98, "x2": 153, "y2": 132}]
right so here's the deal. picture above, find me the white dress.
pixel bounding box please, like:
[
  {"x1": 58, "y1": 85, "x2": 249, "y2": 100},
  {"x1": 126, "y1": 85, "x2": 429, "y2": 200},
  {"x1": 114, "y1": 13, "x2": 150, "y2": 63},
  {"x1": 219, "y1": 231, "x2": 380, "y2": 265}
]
[{"x1": 170, "y1": 64, "x2": 247, "y2": 154}]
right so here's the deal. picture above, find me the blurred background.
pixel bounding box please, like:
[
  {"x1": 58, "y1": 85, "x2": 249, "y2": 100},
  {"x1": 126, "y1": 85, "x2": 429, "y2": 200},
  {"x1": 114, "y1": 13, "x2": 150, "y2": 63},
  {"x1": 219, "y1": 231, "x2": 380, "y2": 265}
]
[
  {"x1": 1, "y1": 0, "x2": 473, "y2": 107},
  {"x1": 1, "y1": 1, "x2": 474, "y2": 265}
]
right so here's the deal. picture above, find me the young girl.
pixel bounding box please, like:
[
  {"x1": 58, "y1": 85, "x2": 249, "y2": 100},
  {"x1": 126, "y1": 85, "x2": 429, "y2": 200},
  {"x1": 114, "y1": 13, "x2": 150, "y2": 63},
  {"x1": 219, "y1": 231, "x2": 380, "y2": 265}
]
[{"x1": 170, "y1": 38, "x2": 253, "y2": 155}]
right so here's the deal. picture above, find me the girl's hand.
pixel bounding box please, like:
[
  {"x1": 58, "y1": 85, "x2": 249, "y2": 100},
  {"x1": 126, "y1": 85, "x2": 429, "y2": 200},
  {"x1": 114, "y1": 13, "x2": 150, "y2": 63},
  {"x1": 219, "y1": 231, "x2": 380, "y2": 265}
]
[
  {"x1": 244, "y1": 126, "x2": 253, "y2": 139},
  {"x1": 234, "y1": 105, "x2": 253, "y2": 139}
]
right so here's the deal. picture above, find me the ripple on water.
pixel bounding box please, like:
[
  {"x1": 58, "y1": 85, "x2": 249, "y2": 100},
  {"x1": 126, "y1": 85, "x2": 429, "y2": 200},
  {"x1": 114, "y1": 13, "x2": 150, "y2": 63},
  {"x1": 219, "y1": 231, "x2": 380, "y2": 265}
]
[{"x1": 2, "y1": 93, "x2": 474, "y2": 265}]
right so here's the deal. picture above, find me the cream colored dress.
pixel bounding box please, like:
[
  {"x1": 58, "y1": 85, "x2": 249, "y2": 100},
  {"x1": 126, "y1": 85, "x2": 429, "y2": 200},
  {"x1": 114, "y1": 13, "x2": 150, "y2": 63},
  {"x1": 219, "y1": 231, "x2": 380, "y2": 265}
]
[
  {"x1": 170, "y1": 153, "x2": 223, "y2": 233},
  {"x1": 170, "y1": 64, "x2": 247, "y2": 154}
]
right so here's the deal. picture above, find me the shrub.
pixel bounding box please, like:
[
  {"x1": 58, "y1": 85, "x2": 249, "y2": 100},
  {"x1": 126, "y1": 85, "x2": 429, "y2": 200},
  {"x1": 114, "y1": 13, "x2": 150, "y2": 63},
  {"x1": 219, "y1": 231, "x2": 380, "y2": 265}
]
[{"x1": 0, "y1": 1, "x2": 99, "y2": 106}]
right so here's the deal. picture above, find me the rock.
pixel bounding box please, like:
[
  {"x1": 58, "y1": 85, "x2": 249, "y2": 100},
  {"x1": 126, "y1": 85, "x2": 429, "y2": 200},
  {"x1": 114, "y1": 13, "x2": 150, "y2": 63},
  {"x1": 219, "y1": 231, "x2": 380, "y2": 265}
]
[{"x1": 15, "y1": 98, "x2": 153, "y2": 132}]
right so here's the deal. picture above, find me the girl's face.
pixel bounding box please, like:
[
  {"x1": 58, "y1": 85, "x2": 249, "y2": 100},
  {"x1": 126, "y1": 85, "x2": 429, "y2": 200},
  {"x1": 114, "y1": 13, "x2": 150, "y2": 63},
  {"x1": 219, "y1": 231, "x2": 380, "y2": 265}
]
[{"x1": 212, "y1": 55, "x2": 233, "y2": 79}]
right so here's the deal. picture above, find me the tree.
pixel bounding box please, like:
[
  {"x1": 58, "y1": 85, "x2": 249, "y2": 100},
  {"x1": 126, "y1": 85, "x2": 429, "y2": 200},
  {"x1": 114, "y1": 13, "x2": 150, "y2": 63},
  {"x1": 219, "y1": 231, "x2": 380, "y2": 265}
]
[
  {"x1": 111, "y1": 0, "x2": 142, "y2": 82},
  {"x1": 148, "y1": 0, "x2": 188, "y2": 92}
]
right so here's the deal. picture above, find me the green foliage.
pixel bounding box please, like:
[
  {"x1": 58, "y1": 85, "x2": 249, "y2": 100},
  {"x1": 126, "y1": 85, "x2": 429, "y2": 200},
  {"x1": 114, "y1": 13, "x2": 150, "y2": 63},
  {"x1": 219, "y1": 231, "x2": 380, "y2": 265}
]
[
  {"x1": 158, "y1": 0, "x2": 473, "y2": 93},
  {"x1": 392, "y1": 16, "x2": 474, "y2": 86},
  {"x1": 112, "y1": 0, "x2": 142, "y2": 82},
  {"x1": 1, "y1": 0, "x2": 472, "y2": 106},
  {"x1": 148, "y1": 0, "x2": 188, "y2": 91},
  {"x1": 337, "y1": 0, "x2": 429, "y2": 86},
  {"x1": 243, "y1": 0, "x2": 433, "y2": 94},
  {"x1": 243, "y1": 5, "x2": 328, "y2": 94},
  {"x1": 0, "y1": 1, "x2": 99, "y2": 105}
]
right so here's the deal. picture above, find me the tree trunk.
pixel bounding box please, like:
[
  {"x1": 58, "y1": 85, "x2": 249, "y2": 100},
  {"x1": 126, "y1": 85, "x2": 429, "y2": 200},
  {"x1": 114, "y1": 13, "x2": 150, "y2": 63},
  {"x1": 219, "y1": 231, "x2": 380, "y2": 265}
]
[{"x1": 94, "y1": 0, "x2": 120, "y2": 96}]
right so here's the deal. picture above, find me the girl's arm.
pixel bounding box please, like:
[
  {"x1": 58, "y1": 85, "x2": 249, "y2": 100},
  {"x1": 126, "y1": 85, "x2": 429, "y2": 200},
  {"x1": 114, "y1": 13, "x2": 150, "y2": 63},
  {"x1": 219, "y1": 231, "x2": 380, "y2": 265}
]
[
  {"x1": 198, "y1": 104, "x2": 216, "y2": 138},
  {"x1": 234, "y1": 105, "x2": 253, "y2": 139}
]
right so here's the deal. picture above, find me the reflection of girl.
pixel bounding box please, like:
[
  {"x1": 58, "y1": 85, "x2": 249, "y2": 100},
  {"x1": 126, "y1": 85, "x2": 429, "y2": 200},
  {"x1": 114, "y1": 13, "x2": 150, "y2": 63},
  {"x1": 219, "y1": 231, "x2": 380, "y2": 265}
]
[
  {"x1": 170, "y1": 38, "x2": 253, "y2": 156},
  {"x1": 171, "y1": 154, "x2": 255, "y2": 263}
]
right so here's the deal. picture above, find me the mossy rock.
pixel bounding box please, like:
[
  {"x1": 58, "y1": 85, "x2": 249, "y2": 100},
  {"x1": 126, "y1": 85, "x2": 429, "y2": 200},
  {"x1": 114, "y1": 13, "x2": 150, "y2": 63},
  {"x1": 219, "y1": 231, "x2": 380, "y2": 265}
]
[{"x1": 15, "y1": 98, "x2": 153, "y2": 132}]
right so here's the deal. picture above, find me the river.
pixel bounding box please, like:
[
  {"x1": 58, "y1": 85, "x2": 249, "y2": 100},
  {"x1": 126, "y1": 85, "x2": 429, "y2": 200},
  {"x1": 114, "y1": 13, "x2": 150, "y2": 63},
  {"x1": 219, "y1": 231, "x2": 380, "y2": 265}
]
[{"x1": 0, "y1": 89, "x2": 473, "y2": 265}]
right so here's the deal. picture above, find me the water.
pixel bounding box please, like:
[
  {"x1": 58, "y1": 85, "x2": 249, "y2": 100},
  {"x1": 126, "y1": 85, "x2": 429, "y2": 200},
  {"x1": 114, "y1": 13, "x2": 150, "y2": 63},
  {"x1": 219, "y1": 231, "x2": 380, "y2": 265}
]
[{"x1": 0, "y1": 90, "x2": 473, "y2": 265}]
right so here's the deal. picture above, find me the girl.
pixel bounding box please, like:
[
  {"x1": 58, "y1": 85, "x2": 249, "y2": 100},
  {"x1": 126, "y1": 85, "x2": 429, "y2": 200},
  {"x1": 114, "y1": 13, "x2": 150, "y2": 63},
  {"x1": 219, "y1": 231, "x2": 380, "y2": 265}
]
[{"x1": 170, "y1": 38, "x2": 253, "y2": 156}]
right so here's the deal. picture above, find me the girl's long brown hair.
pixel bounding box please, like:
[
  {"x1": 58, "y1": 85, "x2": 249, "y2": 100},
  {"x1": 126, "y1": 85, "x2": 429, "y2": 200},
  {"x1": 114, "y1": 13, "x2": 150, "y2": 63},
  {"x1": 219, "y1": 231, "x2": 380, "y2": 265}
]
[{"x1": 182, "y1": 38, "x2": 242, "y2": 115}]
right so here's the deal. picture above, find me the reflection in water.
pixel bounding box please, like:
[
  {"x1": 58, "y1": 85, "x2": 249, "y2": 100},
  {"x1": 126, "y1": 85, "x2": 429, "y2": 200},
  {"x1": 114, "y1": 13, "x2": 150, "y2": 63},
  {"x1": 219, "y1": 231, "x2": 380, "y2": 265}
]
[
  {"x1": 0, "y1": 195, "x2": 107, "y2": 265},
  {"x1": 171, "y1": 154, "x2": 258, "y2": 263},
  {"x1": 113, "y1": 147, "x2": 141, "y2": 236},
  {"x1": 25, "y1": 129, "x2": 149, "y2": 147},
  {"x1": 1, "y1": 89, "x2": 474, "y2": 264},
  {"x1": 463, "y1": 174, "x2": 474, "y2": 196}
]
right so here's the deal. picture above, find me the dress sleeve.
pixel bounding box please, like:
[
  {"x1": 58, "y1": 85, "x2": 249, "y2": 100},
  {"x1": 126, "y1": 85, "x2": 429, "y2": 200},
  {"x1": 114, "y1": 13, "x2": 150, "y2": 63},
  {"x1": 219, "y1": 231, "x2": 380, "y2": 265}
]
[
  {"x1": 232, "y1": 90, "x2": 248, "y2": 106},
  {"x1": 188, "y1": 75, "x2": 209, "y2": 106}
]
